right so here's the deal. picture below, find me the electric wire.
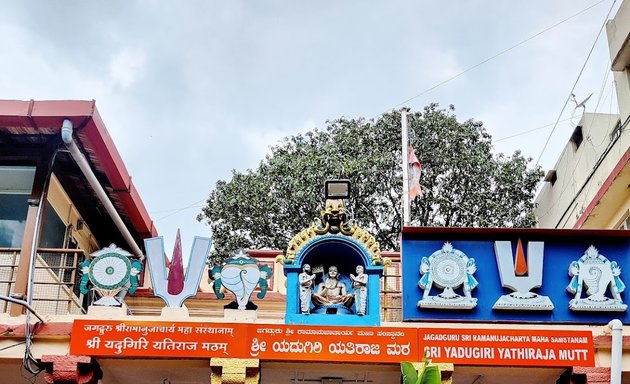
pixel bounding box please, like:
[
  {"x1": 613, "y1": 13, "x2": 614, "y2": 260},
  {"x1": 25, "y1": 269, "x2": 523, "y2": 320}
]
[
  {"x1": 553, "y1": 114, "x2": 629, "y2": 228},
  {"x1": 159, "y1": 1, "x2": 612, "y2": 226},
  {"x1": 493, "y1": 118, "x2": 573, "y2": 143},
  {"x1": 571, "y1": 82, "x2": 621, "y2": 223},
  {"x1": 377, "y1": 0, "x2": 608, "y2": 118},
  {"x1": 0, "y1": 340, "x2": 26, "y2": 352},
  {"x1": 534, "y1": 0, "x2": 618, "y2": 168},
  {"x1": 535, "y1": 67, "x2": 616, "y2": 223},
  {"x1": 154, "y1": 198, "x2": 207, "y2": 222}
]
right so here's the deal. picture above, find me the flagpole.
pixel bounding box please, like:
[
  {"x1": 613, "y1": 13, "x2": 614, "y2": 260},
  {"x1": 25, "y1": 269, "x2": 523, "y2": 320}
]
[{"x1": 401, "y1": 107, "x2": 411, "y2": 227}]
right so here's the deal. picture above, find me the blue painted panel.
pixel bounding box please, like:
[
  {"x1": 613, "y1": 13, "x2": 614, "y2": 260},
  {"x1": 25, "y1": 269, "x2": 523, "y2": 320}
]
[
  {"x1": 284, "y1": 234, "x2": 383, "y2": 326},
  {"x1": 402, "y1": 230, "x2": 630, "y2": 324}
]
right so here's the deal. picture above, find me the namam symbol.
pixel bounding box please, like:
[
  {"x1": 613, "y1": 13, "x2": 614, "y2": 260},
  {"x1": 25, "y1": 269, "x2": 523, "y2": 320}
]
[
  {"x1": 145, "y1": 230, "x2": 212, "y2": 308},
  {"x1": 493, "y1": 239, "x2": 554, "y2": 310}
]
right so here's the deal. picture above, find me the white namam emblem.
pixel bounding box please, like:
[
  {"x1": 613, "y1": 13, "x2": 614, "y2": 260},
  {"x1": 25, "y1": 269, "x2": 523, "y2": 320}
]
[
  {"x1": 567, "y1": 245, "x2": 627, "y2": 312},
  {"x1": 418, "y1": 242, "x2": 478, "y2": 309},
  {"x1": 493, "y1": 240, "x2": 554, "y2": 310}
]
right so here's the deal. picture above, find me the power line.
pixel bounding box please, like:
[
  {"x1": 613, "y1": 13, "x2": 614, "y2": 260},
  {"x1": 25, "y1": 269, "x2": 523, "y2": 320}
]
[
  {"x1": 154, "y1": 198, "x2": 207, "y2": 222},
  {"x1": 493, "y1": 117, "x2": 573, "y2": 143},
  {"x1": 154, "y1": 1, "x2": 612, "y2": 227},
  {"x1": 533, "y1": 73, "x2": 616, "y2": 223},
  {"x1": 534, "y1": 0, "x2": 618, "y2": 168},
  {"x1": 384, "y1": 0, "x2": 608, "y2": 114}
]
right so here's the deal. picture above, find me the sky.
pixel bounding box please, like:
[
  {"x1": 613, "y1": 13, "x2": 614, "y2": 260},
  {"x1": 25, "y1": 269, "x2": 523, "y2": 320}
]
[{"x1": 0, "y1": 1, "x2": 622, "y2": 258}]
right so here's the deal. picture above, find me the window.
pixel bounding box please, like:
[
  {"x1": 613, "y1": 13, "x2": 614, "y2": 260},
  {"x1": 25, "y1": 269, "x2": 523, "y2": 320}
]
[
  {"x1": 570, "y1": 125, "x2": 583, "y2": 150},
  {"x1": 610, "y1": 119, "x2": 622, "y2": 142},
  {"x1": 0, "y1": 166, "x2": 35, "y2": 247},
  {"x1": 616, "y1": 212, "x2": 630, "y2": 230},
  {"x1": 40, "y1": 202, "x2": 66, "y2": 248},
  {"x1": 544, "y1": 169, "x2": 557, "y2": 186}
]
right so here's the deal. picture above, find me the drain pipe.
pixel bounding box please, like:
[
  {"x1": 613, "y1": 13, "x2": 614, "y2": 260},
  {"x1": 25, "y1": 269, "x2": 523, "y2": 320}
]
[
  {"x1": 61, "y1": 119, "x2": 144, "y2": 259},
  {"x1": 606, "y1": 319, "x2": 623, "y2": 384}
]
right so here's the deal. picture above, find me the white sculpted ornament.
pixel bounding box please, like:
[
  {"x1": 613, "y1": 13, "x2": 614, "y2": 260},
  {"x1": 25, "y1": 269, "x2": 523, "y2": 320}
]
[
  {"x1": 567, "y1": 245, "x2": 627, "y2": 312},
  {"x1": 418, "y1": 242, "x2": 478, "y2": 309},
  {"x1": 350, "y1": 265, "x2": 368, "y2": 315},
  {"x1": 493, "y1": 240, "x2": 554, "y2": 310},
  {"x1": 299, "y1": 264, "x2": 316, "y2": 314},
  {"x1": 211, "y1": 250, "x2": 273, "y2": 310}
]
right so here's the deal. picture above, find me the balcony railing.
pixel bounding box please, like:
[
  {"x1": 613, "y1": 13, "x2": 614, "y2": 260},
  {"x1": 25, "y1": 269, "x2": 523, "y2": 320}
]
[
  {"x1": 0, "y1": 247, "x2": 403, "y2": 320},
  {"x1": 0, "y1": 248, "x2": 86, "y2": 316}
]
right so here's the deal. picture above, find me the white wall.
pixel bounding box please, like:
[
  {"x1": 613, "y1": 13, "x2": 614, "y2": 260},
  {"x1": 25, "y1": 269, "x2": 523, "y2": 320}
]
[{"x1": 535, "y1": 113, "x2": 624, "y2": 228}]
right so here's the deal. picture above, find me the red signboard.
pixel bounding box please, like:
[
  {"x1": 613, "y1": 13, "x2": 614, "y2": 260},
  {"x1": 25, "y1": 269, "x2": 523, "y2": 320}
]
[
  {"x1": 71, "y1": 320, "x2": 248, "y2": 358},
  {"x1": 248, "y1": 325, "x2": 416, "y2": 363},
  {"x1": 418, "y1": 328, "x2": 594, "y2": 367},
  {"x1": 70, "y1": 319, "x2": 594, "y2": 367}
]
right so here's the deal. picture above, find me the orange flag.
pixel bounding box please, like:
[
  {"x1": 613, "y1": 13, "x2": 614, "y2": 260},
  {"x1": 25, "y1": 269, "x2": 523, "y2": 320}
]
[{"x1": 408, "y1": 145, "x2": 422, "y2": 200}]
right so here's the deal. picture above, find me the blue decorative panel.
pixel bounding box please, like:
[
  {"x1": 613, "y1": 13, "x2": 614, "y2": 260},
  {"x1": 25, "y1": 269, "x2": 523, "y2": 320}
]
[
  {"x1": 401, "y1": 228, "x2": 630, "y2": 324},
  {"x1": 284, "y1": 234, "x2": 384, "y2": 326}
]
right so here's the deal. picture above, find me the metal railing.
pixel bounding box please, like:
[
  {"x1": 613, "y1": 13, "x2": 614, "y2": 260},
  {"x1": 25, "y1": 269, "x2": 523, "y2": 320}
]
[
  {"x1": 0, "y1": 248, "x2": 20, "y2": 313},
  {"x1": 0, "y1": 247, "x2": 86, "y2": 315},
  {"x1": 0, "y1": 247, "x2": 402, "y2": 319}
]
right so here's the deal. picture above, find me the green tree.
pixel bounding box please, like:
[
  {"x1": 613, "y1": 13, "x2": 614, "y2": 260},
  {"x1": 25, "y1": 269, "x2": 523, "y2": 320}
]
[{"x1": 198, "y1": 104, "x2": 543, "y2": 262}]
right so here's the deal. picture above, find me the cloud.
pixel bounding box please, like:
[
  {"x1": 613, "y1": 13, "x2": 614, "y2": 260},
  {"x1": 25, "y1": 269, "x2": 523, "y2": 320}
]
[
  {"x1": 238, "y1": 119, "x2": 318, "y2": 164},
  {"x1": 0, "y1": 0, "x2": 619, "y2": 252},
  {"x1": 109, "y1": 49, "x2": 146, "y2": 89}
]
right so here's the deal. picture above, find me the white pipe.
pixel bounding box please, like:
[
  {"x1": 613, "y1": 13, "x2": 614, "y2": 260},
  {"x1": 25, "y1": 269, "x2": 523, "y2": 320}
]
[
  {"x1": 607, "y1": 319, "x2": 623, "y2": 384},
  {"x1": 401, "y1": 107, "x2": 411, "y2": 226},
  {"x1": 61, "y1": 119, "x2": 144, "y2": 259}
]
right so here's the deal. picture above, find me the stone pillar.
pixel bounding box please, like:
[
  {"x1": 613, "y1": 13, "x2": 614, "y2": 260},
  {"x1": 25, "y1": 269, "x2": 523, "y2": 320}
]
[
  {"x1": 411, "y1": 362, "x2": 454, "y2": 384},
  {"x1": 572, "y1": 367, "x2": 611, "y2": 384},
  {"x1": 210, "y1": 358, "x2": 260, "y2": 384},
  {"x1": 41, "y1": 355, "x2": 101, "y2": 384}
]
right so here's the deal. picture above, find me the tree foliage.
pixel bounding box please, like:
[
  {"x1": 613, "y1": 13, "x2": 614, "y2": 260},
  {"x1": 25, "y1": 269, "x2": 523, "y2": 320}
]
[{"x1": 198, "y1": 104, "x2": 543, "y2": 262}]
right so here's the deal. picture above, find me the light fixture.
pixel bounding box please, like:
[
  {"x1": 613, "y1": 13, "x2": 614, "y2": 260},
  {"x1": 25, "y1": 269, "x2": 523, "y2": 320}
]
[{"x1": 324, "y1": 179, "x2": 351, "y2": 200}]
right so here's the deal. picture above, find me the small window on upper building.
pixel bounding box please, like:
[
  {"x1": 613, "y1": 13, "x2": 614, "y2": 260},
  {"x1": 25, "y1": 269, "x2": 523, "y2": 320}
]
[
  {"x1": 570, "y1": 125, "x2": 583, "y2": 150},
  {"x1": 610, "y1": 119, "x2": 622, "y2": 142},
  {"x1": 616, "y1": 211, "x2": 630, "y2": 230},
  {"x1": 544, "y1": 169, "x2": 557, "y2": 186}
]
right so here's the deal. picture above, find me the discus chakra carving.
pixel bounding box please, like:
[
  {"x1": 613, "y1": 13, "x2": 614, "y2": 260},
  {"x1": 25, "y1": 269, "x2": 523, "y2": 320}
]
[
  {"x1": 79, "y1": 244, "x2": 142, "y2": 307},
  {"x1": 418, "y1": 242, "x2": 478, "y2": 309}
]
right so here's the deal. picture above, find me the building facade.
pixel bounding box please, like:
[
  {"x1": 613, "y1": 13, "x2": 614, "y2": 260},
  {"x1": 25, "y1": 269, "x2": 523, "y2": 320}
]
[
  {"x1": 0, "y1": 3, "x2": 629, "y2": 384},
  {"x1": 535, "y1": 0, "x2": 630, "y2": 230}
]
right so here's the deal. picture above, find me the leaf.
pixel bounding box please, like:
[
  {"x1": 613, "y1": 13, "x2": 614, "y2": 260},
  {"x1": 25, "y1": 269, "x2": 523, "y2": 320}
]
[
  {"x1": 400, "y1": 362, "x2": 419, "y2": 384},
  {"x1": 420, "y1": 365, "x2": 441, "y2": 384}
]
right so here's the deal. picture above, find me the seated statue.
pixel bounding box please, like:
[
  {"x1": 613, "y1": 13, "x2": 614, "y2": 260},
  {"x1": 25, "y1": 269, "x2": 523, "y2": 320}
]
[{"x1": 312, "y1": 266, "x2": 354, "y2": 312}]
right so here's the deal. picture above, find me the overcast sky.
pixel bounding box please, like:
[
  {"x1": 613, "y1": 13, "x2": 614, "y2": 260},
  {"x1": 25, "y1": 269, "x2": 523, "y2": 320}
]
[{"x1": 0, "y1": 1, "x2": 621, "y2": 258}]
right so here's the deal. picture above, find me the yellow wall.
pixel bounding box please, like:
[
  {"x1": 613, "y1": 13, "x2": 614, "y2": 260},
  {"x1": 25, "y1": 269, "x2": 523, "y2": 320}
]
[{"x1": 47, "y1": 174, "x2": 99, "y2": 253}]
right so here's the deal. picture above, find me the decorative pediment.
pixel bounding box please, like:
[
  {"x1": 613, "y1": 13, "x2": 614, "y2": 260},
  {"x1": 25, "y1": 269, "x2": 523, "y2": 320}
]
[{"x1": 277, "y1": 198, "x2": 390, "y2": 267}]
